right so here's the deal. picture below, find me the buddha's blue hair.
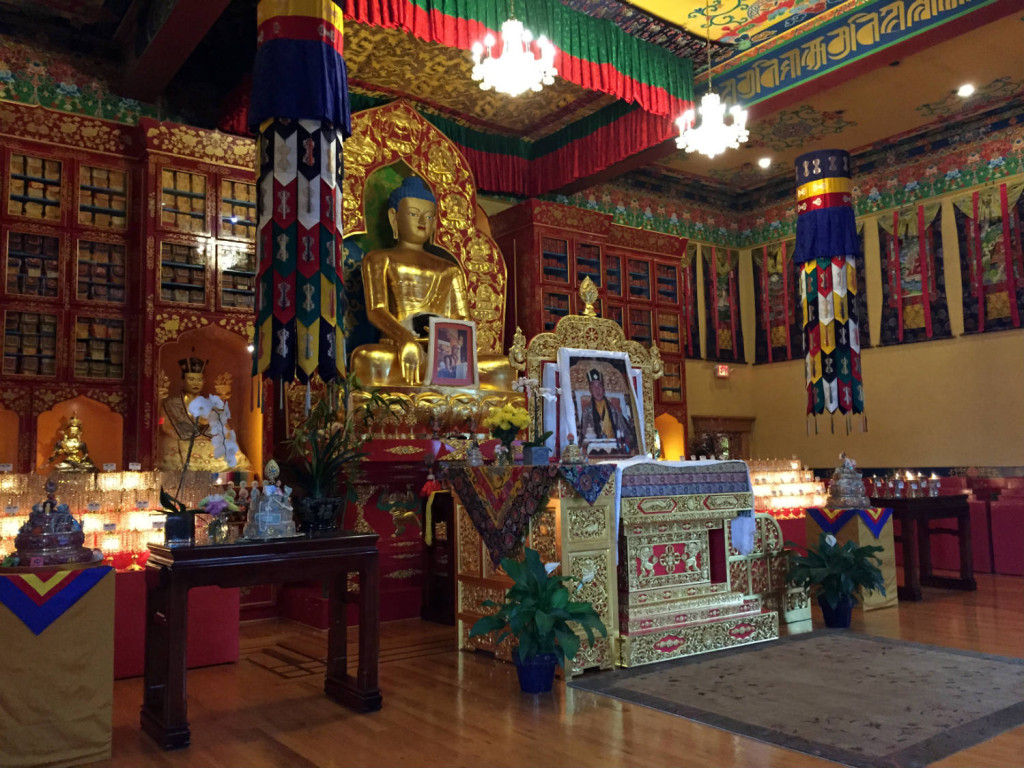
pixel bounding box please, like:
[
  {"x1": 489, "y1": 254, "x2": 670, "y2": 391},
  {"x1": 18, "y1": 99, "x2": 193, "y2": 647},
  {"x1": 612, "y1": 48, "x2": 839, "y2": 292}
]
[{"x1": 388, "y1": 176, "x2": 436, "y2": 210}]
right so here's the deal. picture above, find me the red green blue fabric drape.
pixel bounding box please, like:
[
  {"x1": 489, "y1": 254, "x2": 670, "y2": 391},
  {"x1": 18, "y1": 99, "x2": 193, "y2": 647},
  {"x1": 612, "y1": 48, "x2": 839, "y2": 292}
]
[
  {"x1": 251, "y1": 0, "x2": 351, "y2": 383},
  {"x1": 347, "y1": 91, "x2": 677, "y2": 197},
  {"x1": 795, "y1": 149, "x2": 864, "y2": 425},
  {"x1": 341, "y1": 0, "x2": 694, "y2": 119}
]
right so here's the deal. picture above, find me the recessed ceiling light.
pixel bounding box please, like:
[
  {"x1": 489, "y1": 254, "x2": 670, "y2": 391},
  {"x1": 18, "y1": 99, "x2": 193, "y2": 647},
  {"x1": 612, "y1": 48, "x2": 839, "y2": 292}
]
[
  {"x1": 958, "y1": 83, "x2": 975, "y2": 97},
  {"x1": 758, "y1": 157, "x2": 772, "y2": 169}
]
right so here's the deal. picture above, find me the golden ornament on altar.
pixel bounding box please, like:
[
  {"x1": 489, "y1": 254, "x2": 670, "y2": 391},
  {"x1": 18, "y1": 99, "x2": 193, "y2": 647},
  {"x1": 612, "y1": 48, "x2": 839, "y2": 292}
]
[
  {"x1": 349, "y1": 176, "x2": 511, "y2": 390},
  {"x1": 579, "y1": 277, "x2": 599, "y2": 317},
  {"x1": 157, "y1": 352, "x2": 251, "y2": 472},
  {"x1": 47, "y1": 414, "x2": 97, "y2": 473}
]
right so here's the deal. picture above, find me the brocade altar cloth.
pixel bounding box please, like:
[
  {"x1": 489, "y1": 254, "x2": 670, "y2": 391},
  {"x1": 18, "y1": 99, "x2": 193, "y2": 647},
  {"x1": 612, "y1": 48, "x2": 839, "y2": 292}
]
[
  {"x1": 444, "y1": 465, "x2": 559, "y2": 566},
  {"x1": 558, "y1": 464, "x2": 615, "y2": 506},
  {"x1": 806, "y1": 507, "x2": 892, "y2": 539},
  {"x1": 0, "y1": 565, "x2": 111, "y2": 635},
  {"x1": 0, "y1": 564, "x2": 114, "y2": 768}
]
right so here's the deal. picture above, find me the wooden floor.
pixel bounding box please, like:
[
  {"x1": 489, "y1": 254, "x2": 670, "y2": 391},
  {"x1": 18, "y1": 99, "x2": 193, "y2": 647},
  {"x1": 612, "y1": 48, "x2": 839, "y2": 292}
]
[{"x1": 92, "y1": 573, "x2": 1024, "y2": 768}]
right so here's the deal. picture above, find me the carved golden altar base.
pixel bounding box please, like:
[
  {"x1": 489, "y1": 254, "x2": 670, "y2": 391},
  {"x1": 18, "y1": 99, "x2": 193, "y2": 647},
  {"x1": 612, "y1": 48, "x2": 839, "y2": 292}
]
[
  {"x1": 456, "y1": 474, "x2": 619, "y2": 675},
  {"x1": 616, "y1": 462, "x2": 780, "y2": 668}
]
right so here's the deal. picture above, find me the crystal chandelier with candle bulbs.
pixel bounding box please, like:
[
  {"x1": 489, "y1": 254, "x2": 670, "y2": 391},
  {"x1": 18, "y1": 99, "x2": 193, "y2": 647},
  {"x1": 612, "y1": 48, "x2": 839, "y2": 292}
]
[
  {"x1": 676, "y1": 1, "x2": 749, "y2": 158},
  {"x1": 471, "y1": 2, "x2": 556, "y2": 97}
]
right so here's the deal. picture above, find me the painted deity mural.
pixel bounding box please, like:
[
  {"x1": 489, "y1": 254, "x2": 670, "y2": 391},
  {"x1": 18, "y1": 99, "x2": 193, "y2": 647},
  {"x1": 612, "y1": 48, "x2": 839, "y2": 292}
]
[
  {"x1": 955, "y1": 181, "x2": 1024, "y2": 334},
  {"x1": 878, "y1": 204, "x2": 951, "y2": 345},
  {"x1": 753, "y1": 238, "x2": 801, "y2": 363},
  {"x1": 703, "y1": 246, "x2": 743, "y2": 363}
]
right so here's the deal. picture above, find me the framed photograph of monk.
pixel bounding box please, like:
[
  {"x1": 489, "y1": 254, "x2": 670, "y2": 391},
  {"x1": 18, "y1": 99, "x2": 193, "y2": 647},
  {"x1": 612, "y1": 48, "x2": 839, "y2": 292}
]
[
  {"x1": 425, "y1": 317, "x2": 478, "y2": 387},
  {"x1": 557, "y1": 348, "x2": 644, "y2": 459}
]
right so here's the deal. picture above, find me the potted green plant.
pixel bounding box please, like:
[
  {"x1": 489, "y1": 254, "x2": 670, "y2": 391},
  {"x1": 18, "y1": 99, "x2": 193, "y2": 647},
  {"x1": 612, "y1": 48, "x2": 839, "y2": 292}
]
[
  {"x1": 469, "y1": 547, "x2": 607, "y2": 693},
  {"x1": 785, "y1": 532, "x2": 886, "y2": 628},
  {"x1": 285, "y1": 374, "x2": 405, "y2": 534}
]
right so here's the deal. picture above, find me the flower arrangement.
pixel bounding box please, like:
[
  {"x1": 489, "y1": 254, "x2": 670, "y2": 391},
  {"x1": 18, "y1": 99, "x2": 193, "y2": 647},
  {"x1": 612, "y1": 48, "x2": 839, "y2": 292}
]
[
  {"x1": 511, "y1": 377, "x2": 555, "y2": 449},
  {"x1": 481, "y1": 404, "x2": 531, "y2": 461},
  {"x1": 786, "y1": 532, "x2": 886, "y2": 627},
  {"x1": 161, "y1": 394, "x2": 239, "y2": 544},
  {"x1": 198, "y1": 492, "x2": 239, "y2": 543},
  {"x1": 469, "y1": 547, "x2": 607, "y2": 690}
]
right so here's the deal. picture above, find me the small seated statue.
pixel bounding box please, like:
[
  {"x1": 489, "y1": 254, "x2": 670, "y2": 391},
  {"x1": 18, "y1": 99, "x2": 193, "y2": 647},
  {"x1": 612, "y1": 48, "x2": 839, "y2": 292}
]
[
  {"x1": 47, "y1": 414, "x2": 97, "y2": 473},
  {"x1": 350, "y1": 176, "x2": 512, "y2": 390}
]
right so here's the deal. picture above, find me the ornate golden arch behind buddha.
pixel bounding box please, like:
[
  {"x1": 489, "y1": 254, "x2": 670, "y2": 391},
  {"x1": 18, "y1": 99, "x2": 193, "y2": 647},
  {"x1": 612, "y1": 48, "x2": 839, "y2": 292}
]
[{"x1": 342, "y1": 100, "x2": 507, "y2": 356}]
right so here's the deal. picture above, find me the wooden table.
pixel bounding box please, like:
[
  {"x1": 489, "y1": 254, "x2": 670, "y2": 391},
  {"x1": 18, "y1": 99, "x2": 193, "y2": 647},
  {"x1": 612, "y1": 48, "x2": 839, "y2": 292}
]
[
  {"x1": 870, "y1": 495, "x2": 976, "y2": 601},
  {"x1": 141, "y1": 533, "x2": 381, "y2": 750}
]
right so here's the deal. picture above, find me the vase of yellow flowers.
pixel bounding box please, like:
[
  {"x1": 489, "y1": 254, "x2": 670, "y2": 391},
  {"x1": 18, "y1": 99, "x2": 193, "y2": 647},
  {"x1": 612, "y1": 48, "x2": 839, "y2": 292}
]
[{"x1": 482, "y1": 404, "x2": 531, "y2": 465}]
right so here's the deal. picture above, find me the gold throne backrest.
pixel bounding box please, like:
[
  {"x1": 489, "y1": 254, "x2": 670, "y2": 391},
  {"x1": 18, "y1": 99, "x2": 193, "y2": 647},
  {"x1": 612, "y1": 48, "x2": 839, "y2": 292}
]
[
  {"x1": 342, "y1": 99, "x2": 507, "y2": 354},
  {"x1": 510, "y1": 284, "x2": 664, "y2": 456}
]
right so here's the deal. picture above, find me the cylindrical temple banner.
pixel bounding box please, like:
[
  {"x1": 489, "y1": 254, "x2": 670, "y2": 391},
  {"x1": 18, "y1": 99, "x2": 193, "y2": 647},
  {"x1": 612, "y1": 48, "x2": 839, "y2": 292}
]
[
  {"x1": 794, "y1": 149, "x2": 864, "y2": 422},
  {"x1": 250, "y1": 0, "x2": 352, "y2": 384}
]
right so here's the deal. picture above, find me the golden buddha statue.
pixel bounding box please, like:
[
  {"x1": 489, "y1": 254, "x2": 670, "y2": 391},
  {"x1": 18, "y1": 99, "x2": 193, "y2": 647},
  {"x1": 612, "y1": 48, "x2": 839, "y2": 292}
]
[
  {"x1": 350, "y1": 176, "x2": 511, "y2": 390},
  {"x1": 47, "y1": 414, "x2": 97, "y2": 473},
  {"x1": 157, "y1": 354, "x2": 252, "y2": 472}
]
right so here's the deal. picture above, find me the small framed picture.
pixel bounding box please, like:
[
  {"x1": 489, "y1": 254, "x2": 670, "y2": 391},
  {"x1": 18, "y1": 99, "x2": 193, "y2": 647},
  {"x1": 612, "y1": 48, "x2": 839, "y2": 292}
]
[
  {"x1": 557, "y1": 348, "x2": 644, "y2": 459},
  {"x1": 425, "y1": 318, "x2": 478, "y2": 387}
]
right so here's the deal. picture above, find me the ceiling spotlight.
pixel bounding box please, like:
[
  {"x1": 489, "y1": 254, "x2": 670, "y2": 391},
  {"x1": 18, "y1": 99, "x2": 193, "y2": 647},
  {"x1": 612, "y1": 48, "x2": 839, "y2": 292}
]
[
  {"x1": 758, "y1": 157, "x2": 772, "y2": 169},
  {"x1": 957, "y1": 83, "x2": 975, "y2": 98}
]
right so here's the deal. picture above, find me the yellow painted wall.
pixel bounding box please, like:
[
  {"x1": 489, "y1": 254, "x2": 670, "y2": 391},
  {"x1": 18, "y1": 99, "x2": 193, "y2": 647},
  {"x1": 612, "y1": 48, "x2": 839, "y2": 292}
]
[{"x1": 684, "y1": 190, "x2": 1024, "y2": 468}]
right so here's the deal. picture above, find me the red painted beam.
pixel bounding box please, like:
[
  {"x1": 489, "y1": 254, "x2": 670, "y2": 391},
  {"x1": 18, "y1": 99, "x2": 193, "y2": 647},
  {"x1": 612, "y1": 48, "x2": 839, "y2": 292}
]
[{"x1": 120, "y1": 0, "x2": 231, "y2": 102}]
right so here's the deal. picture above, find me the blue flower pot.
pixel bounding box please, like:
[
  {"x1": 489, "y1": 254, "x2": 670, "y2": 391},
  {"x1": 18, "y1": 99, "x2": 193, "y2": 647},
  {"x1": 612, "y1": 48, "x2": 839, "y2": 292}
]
[
  {"x1": 818, "y1": 593, "x2": 854, "y2": 628},
  {"x1": 515, "y1": 652, "x2": 558, "y2": 694}
]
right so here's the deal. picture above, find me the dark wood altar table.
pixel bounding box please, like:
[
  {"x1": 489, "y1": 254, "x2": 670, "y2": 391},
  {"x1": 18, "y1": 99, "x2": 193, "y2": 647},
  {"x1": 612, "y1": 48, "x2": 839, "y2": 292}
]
[
  {"x1": 141, "y1": 533, "x2": 381, "y2": 750},
  {"x1": 870, "y1": 495, "x2": 976, "y2": 601}
]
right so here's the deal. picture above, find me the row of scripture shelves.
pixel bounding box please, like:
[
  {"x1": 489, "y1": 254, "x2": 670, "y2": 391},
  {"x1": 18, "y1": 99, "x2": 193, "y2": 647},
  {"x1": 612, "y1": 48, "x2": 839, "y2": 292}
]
[
  {"x1": 2, "y1": 150, "x2": 256, "y2": 241},
  {"x1": 0, "y1": 227, "x2": 255, "y2": 311}
]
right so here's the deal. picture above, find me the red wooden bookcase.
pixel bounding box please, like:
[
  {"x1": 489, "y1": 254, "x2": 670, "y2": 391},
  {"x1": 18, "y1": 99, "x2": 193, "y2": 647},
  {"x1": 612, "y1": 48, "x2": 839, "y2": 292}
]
[{"x1": 491, "y1": 199, "x2": 688, "y2": 423}]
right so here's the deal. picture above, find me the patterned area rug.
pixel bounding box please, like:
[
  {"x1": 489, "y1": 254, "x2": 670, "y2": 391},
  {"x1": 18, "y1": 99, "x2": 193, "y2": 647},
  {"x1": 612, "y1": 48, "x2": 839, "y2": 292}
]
[{"x1": 570, "y1": 632, "x2": 1024, "y2": 768}]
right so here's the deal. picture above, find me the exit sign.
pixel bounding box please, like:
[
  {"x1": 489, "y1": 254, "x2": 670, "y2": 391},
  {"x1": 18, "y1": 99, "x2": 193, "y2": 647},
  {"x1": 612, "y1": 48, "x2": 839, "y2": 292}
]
[{"x1": 715, "y1": 364, "x2": 730, "y2": 379}]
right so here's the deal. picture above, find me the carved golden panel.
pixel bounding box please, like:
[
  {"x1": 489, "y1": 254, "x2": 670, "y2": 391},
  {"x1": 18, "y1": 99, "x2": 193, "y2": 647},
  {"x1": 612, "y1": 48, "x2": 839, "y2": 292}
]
[
  {"x1": 154, "y1": 312, "x2": 210, "y2": 345},
  {"x1": 566, "y1": 505, "x2": 609, "y2": 543},
  {"x1": 343, "y1": 100, "x2": 506, "y2": 354},
  {"x1": 0, "y1": 103, "x2": 132, "y2": 155},
  {"x1": 620, "y1": 613, "x2": 779, "y2": 667},
  {"x1": 527, "y1": 501, "x2": 558, "y2": 565},
  {"x1": 32, "y1": 387, "x2": 128, "y2": 415},
  {"x1": 142, "y1": 119, "x2": 255, "y2": 170},
  {"x1": 456, "y1": 502, "x2": 481, "y2": 577},
  {"x1": 622, "y1": 529, "x2": 710, "y2": 592}
]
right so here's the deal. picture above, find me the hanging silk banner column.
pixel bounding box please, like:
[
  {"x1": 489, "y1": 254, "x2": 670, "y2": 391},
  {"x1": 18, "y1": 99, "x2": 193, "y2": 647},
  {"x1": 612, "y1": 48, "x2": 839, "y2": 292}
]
[
  {"x1": 794, "y1": 149, "x2": 864, "y2": 431},
  {"x1": 250, "y1": 0, "x2": 352, "y2": 384}
]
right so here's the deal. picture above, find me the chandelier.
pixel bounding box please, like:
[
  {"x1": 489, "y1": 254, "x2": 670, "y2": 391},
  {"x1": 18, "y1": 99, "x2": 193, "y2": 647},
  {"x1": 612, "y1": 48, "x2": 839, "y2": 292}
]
[
  {"x1": 676, "y1": 1, "x2": 749, "y2": 158},
  {"x1": 470, "y1": 4, "x2": 556, "y2": 97}
]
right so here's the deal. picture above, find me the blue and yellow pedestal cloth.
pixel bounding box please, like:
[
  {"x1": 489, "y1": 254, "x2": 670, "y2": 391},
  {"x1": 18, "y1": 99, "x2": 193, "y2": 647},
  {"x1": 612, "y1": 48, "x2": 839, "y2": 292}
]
[
  {"x1": 805, "y1": 508, "x2": 898, "y2": 611},
  {"x1": 0, "y1": 564, "x2": 114, "y2": 768}
]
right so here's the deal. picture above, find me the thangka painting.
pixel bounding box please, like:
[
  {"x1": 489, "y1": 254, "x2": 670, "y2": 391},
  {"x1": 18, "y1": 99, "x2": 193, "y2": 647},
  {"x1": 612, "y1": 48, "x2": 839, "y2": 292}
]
[
  {"x1": 879, "y1": 203, "x2": 951, "y2": 345},
  {"x1": 753, "y1": 238, "x2": 801, "y2": 363},
  {"x1": 703, "y1": 246, "x2": 744, "y2": 363},
  {"x1": 954, "y1": 181, "x2": 1024, "y2": 334},
  {"x1": 684, "y1": 241, "x2": 700, "y2": 359}
]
